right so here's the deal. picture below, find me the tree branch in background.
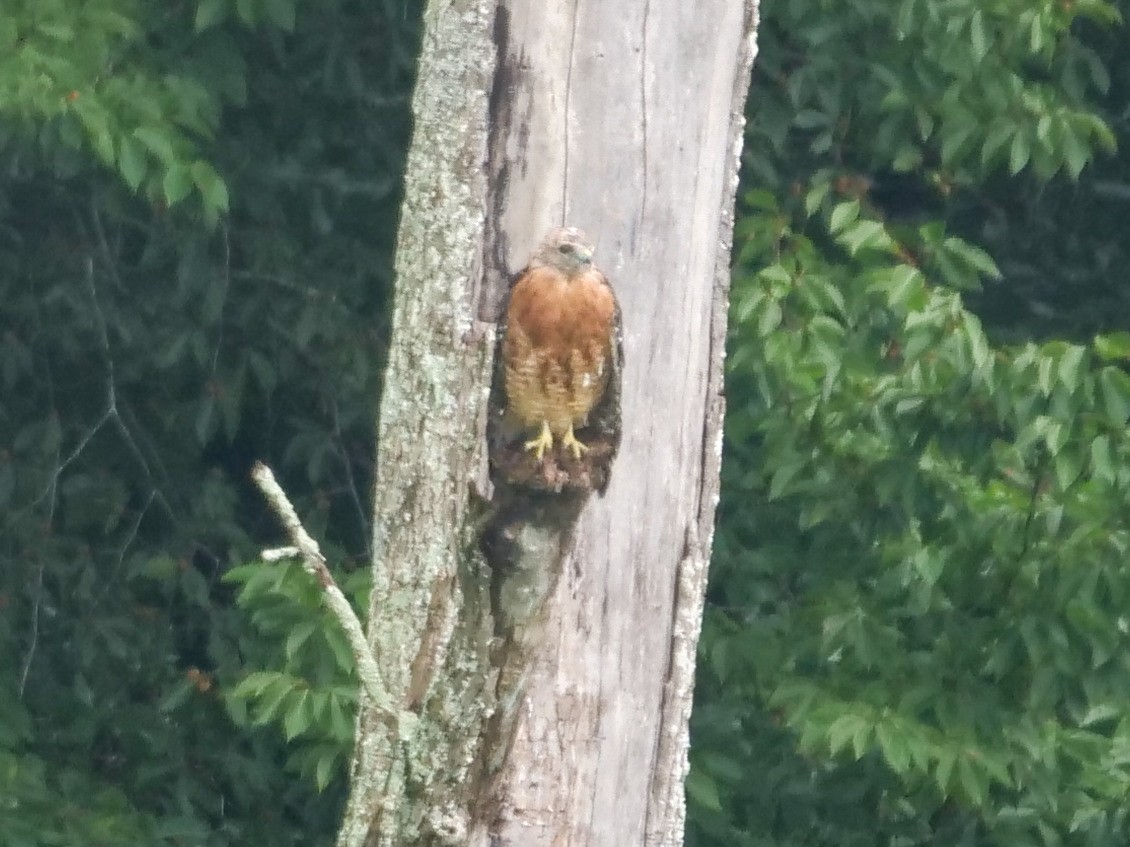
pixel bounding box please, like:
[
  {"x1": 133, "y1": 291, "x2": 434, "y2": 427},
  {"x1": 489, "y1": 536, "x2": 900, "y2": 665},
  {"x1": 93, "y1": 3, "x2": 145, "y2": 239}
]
[{"x1": 251, "y1": 461, "x2": 409, "y2": 733}]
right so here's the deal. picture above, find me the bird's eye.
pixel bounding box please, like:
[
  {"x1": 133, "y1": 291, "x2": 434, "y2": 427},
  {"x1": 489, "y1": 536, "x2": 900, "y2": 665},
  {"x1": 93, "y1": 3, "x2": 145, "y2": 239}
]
[{"x1": 558, "y1": 243, "x2": 576, "y2": 255}]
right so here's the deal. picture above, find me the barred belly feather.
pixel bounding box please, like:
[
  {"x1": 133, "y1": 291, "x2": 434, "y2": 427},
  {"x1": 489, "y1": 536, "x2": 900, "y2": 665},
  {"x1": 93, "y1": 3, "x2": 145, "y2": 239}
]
[{"x1": 503, "y1": 265, "x2": 615, "y2": 440}]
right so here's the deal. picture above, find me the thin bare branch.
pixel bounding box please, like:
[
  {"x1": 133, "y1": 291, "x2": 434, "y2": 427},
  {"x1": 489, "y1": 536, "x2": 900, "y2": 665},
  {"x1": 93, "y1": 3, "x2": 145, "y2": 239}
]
[
  {"x1": 331, "y1": 396, "x2": 373, "y2": 561},
  {"x1": 251, "y1": 462, "x2": 410, "y2": 733},
  {"x1": 18, "y1": 560, "x2": 46, "y2": 699}
]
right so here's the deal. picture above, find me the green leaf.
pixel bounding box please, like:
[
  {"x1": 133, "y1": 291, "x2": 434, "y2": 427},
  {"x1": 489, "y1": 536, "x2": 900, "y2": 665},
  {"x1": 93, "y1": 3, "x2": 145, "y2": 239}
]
[
  {"x1": 914, "y1": 108, "x2": 933, "y2": 141},
  {"x1": 1091, "y1": 435, "x2": 1113, "y2": 484},
  {"x1": 328, "y1": 691, "x2": 354, "y2": 740},
  {"x1": 758, "y1": 299, "x2": 783, "y2": 337},
  {"x1": 686, "y1": 767, "x2": 723, "y2": 812},
  {"x1": 875, "y1": 721, "x2": 910, "y2": 775},
  {"x1": 1083, "y1": 113, "x2": 1118, "y2": 153},
  {"x1": 892, "y1": 143, "x2": 922, "y2": 172},
  {"x1": 911, "y1": 548, "x2": 943, "y2": 586},
  {"x1": 1009, "y1": 131, "x2": 1031, "y2": 175},
  {"x1": 969, "y1": 10, "x2": 988, "y2": 62},
  {"x1": 1099, "y1": 367, "x2": 1130, "y2": 425},
  {"x1": 940, "y1": 121, "x2": 974, "y2": 167},
  {"x1": 962, "y1": 312, "x2": 991, "y2": 373},
  {"x1": 254, "y1": 676, "x2": 300, "y2": 725},
  {"x1": 1057, "y1": 344, "x2": 1085, "y2": 389},
  {"x1": 315, "y1": 751, "x2": 337, "y2": 792},
  {"x1": 195, "y1": 0, "x2": 230, "y2": 31},
  {"x1": 827, "y1": 713, "x2": 871, "y2": 758},
  {"x1": 829, "y1": 200, "x2": 860, "y2": 234},
  {"x1": 1029, "y1": 12, "x2": 1046, "y2": 53},
  {"x1": 230, "y1": 671, "x2": 280, "y2": 699},
  {"x1": 878, "y1": 265, "x2": 925, "y2": 310},
  {"x1": 957, "y1": 755, "x2": 988, "y2": 806},
  {"x1": 236, "y1": 0, "x2": 258, "y2": 25},
  {"x1": 1054, "y1": 447, "x2": 1082, "y2": 490},
  {"x1": 117, "y1": 136, "x2": 147, "y2": 191},
  {"x1": 1036, "y1": 115, "x2": 1052, "y2": 144},
  {"x1": 163, "y1": 164, "x2": 194, "y2": 206},
  {"x1": 1094, "y1": 331, "x2": 1130, "y2": 361},
  {"x1": 744, "y1": 189, "x2": 778, "y2": 211},
  {"x1": 134, "y1": 126, "x2": 177, "y2": 164},
  {"x1": 1062, "y1": 120, "x2": 1089, "y2": 179},
  {"x1": 283, "y1": 691, "x2": 311, "y2": 740},
  {"x1": 769, "y1": 460, "x2": 803, "y2": 500},
  {"x1": 943, "y1": 237, "x2": 1001, "y2": 279},
  {"x1": 73, "y1": 99, "x2": 116, "y2": 164},
  {"x1": 191, "y1": 160, "x2": 230, "y2": 214},
  {"x1": 838, "y1": 220, "x2": 894, "y2": 256},
  {"x1": 323, "y1": 624, "x2": 354, "y2": 672},
  {"x1": 934, "y1": 749, "x2": 956, "y2": 795},
  {"x1": 1080, "y1": 703, "x2": 1120, "y2": 726},
  {"x1": 757, "y1": 263, "x2": 792, "y2": 288},
  {"x1": 805, "y1": 179, "x2": 831, "y2": 217},
  {"x1": 981, "y1": 120, "x2": 1014, "y2": 167},
  {"x1": 285, "y1": 621, "x2": 318, "y2": 662}
]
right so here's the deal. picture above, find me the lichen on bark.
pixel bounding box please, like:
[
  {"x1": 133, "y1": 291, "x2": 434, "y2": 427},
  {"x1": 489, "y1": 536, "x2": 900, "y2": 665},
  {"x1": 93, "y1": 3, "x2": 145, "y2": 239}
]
[{"x1": 336, "y1": 1, "x2": 500, "y2": 845}]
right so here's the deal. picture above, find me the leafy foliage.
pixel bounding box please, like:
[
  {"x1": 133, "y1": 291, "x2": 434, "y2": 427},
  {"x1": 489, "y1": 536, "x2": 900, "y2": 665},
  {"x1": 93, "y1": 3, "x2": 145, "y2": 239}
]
[
  {"x1": 0, "y1": 1, "x2": 420, "y2": 843},
  {"x1": 12, "y1": 0, "x2": 1130, "y2": 843},
  {"x1": 223, "y1": 559, "x2": 369, "y2": 792},
  {"x1": 1, "y1": 0, "x2": 233, "y2": 223},
  {"x1": 691, "y1": 0, "x2": 1130, "y2": 845}
]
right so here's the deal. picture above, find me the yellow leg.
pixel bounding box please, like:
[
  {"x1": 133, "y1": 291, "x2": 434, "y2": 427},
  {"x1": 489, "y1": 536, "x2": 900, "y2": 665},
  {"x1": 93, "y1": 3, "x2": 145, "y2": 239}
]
[
  {"x1": 560, "y1": 423, "x2": 589, "y2": 459},
  {"x1": 524, "y1": 421, "x2": 554, "y2": 460}
]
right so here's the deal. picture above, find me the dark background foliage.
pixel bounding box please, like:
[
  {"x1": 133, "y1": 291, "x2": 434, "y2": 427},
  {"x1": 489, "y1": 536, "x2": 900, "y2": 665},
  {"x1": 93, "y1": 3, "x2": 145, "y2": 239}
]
[
  {"x1": 1, "y1": 1, "x2": 419, "y2": 842},
  {"x1": 3, "y1": 0, "x2": 1130, "y2": 845},
  {"x1": 690, "y1": 0, "x2": 1130, "y2": 846}
]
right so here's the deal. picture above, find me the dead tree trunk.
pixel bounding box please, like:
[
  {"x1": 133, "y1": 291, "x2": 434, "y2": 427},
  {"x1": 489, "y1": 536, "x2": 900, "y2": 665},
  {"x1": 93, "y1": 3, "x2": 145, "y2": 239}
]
[{"x1": 337, "y1": 1, "x2": 759, "y2": 845}]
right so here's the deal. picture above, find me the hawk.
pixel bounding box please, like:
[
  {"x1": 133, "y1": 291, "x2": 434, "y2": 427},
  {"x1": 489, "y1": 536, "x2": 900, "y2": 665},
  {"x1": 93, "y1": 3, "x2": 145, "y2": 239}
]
[{"x1": 497, "y1": 226, "x2": 622, "y2": 486}]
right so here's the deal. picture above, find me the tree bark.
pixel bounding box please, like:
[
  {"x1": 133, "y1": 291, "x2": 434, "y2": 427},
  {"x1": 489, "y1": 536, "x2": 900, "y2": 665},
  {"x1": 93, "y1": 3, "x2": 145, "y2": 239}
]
[{"x1": 338, "y1": 1, "x2": 759, "y2": 845}]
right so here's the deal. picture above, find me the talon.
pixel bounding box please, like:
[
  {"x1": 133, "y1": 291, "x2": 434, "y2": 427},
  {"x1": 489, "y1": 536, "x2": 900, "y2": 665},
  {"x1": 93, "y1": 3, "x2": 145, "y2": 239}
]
[
  {"x1": 561, "y1": 424, "x2": 589, "y2": 460},
  {"x1": 524, "y1": 421, "x2": 554, "y2": 460}
]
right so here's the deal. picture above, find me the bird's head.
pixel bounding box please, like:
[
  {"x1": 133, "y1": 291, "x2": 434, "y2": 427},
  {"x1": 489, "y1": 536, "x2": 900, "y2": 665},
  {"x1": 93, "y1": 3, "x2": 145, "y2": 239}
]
[{"x1": 534, "y1": 226, "x2": 595, "y2": 275}]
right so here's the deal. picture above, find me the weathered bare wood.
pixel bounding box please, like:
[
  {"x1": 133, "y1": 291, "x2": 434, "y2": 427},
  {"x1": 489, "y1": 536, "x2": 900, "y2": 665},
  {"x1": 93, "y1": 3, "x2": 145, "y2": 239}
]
[
  {"x1": 476, "y1": 1, "x2": 758, "y2": 844},
  {"x1": 339, "y1": 0, "x2": 758, "y2": 843}
]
